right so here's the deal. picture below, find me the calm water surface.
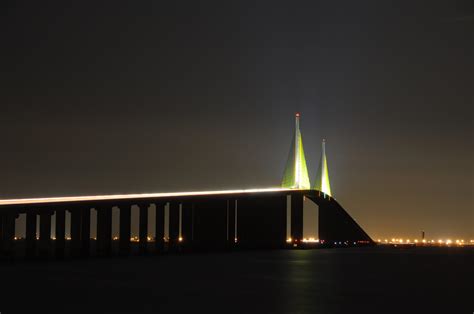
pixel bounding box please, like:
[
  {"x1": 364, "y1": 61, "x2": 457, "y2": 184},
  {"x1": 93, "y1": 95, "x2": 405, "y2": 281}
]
[{"x1": 1, "y1": 247, "x2": 472, "y2": 314}]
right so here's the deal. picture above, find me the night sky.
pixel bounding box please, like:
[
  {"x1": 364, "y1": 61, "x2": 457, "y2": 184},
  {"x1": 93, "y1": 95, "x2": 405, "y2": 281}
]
[{"x1": 1, "y1": 1, "x2": 472, "y2": 239}]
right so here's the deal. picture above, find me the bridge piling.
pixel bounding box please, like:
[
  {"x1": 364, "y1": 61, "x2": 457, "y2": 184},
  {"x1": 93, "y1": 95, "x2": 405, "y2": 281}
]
[
  {"x1": 0, "y1": 214, "x2": 3, "y2": 253},
  {"x1": 181, "y1": 202, "x2": 193, "y2": 250},
  {"x1": 227, "y1": 199, "x2": 236, "y2": 248},
  {"x1": 70, "y1": 209, "x2": 81, "y2": 257},
  {"x1": 55, "y1": 209, "x2": 66, "y2": 257},
  {"x1": 119, "y1": 204, "x2": 131, "y2": 256},
  {"x1": 155, "y1": 203, "x2": 165, "y2": 252},
  {"x1": 237, "y1": 195, "x2": 287, "y2": 249},
  {"x1": 266, "y1": 195, "x2": 287, "y2": 248},
  {"x1": 192, "y1": 199, "x2": 228, "y2": 250},
  {"x1": 138, "y1": 203, "x2": 149, "y2": 254},
  {"x1": 25, "y1": 211, "x2": 37, "y2": 258},
  {"x1": 291, "y1": 194, "x2": 304, "y2": 246},
  {"x1": 169, "y1": 202, "x2": 180, "y2": 251},
  {"x1": 97, "y1": 206, "x2": 112, "y2": 257},
  {"x1": 81, "y1": 208, "x2": 91, "y2": 257},
  {"x1": 38, "y1": 211, "x2": 52, "y2": 257},
  {"x1": 1, "y1": 212, "x2": 16, "y2": 257}
]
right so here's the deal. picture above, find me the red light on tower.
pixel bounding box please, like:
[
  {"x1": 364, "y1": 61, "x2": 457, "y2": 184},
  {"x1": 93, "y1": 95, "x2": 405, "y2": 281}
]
[{"x1": 295, "y1": 112, "x2": 300, "y2": 117}]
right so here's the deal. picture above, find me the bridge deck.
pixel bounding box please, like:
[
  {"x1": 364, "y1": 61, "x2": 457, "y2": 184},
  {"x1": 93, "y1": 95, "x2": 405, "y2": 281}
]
[{"x1": 0, "y1": 187, "x2": 312, "y2": 208}]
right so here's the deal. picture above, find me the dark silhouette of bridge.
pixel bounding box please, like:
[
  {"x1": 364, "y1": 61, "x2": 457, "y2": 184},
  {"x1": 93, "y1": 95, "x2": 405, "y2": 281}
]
[
  {"x1": 0, "y1": 114, "x2": 373, "y2": 259},
  {"x1": 0, "y1": 188, "x2": 372, "y2": 259}
]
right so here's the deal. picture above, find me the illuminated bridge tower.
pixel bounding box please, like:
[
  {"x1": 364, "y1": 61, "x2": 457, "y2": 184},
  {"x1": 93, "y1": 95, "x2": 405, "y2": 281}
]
[
  {"x1": 281, "y1": 113, "x2": 311, "y2": 189},
  {"x1": 313, "y1": 139, "x2": 332, "y2": 196},
  {"x1": 281, "y1": 113, "x2": 310, "y2": 244},
  {"x1": 306, "y1": 139, "x2": 372, "y2": 244}
]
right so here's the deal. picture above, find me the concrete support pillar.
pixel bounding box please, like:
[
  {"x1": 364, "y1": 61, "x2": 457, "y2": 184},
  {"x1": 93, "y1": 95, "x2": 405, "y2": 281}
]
[
  {"x1": 138, "y1": 203, "x2": 149, "y2": 254},
  {"x1": 318, "y1": 201, "x2": 329, "y2": 244},
  {"x1": 97, "y1": 206, "x2": 112, "y2": 256},
  {"x1": 227, "y1": 199, "x2": 236, "y2": 247},
  {"x1": 0, "y1": 214, "x2": 3, "y2": 253},
  {"x1": 81, "y1": 208, "x2": 90, "y2": 257},
  {"x1": 39, "y1": 211, "x2": 52, "y2": 257},
  {"x1": 181, "y1": 202, "x2": 193, "y2": 249},
  {"x1": 25, "y1": 211, "x2": 37, "y2": 258},
  {"x1": 237, "y1": 196, "x2": 286, "y2": 249},
  {"x1": 155, "y1": 203, "x2": 165, "y2": 252},
  {"x1": 169, "y1": 202, "x2": 180, "y2": 251},
  {"x1": 1, "y1": 212, "x2": 16, "y2": 256},
  {"x1": 55, "y1": 209, "x2": 66, "y2": 257},
  {"x1": 70, "y1": 209, "x2": 82, "y2": 257},
  {"x1": 192, "y1": 199, "x2": 228, "y2": 250},
  {"x1": 291, "y1": 193, "x2": 304, "y2": 245},
  {"x1": 119, "y1": 204, "x2": 131, "y2": 256}
]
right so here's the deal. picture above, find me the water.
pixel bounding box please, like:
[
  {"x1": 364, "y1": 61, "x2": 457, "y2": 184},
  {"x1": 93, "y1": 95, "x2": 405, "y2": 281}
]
[{"x1": 0, "y1": 247, "x2": 472, "y2": 313}]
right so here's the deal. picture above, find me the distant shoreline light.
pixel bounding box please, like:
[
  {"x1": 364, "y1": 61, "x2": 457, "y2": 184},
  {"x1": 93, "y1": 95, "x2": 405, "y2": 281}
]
[{"x1": 375, "y1": 238, "x2": 473, "y2": 246}]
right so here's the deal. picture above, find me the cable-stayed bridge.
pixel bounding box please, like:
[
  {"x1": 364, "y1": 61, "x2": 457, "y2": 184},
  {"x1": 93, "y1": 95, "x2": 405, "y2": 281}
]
[{"x1": 0, "y1": 114, "x2": 373, "y2": 259}]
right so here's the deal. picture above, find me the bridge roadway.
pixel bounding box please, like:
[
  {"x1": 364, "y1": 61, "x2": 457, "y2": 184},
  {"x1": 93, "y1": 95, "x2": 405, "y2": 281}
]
[{"x1": 0, "y1": 188, "x2": 373, "y2": 259}]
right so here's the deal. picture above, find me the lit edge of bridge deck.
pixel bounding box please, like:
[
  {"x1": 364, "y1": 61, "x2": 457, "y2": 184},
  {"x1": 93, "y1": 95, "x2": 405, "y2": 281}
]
[{"x1": 0, "y1": 187, "x2": 317, "y2": 207}]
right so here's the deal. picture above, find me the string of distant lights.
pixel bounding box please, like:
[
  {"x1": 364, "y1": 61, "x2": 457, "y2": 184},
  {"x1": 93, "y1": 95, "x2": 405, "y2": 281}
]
[
  {"x1": 375, "y1": 238, "x2": 473, "y2": 246},
  {"x1": 11, "y1": 235, "x2": 473, "y2": 246}
]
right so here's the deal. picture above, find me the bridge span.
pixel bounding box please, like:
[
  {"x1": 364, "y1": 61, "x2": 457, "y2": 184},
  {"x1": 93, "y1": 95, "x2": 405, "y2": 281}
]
[
  {"x1": 0, "y1": 188, "x2": 373, "y2": 259},
  {"x1": 0, "y1": 114, "x2": 374, "y2": 259}
]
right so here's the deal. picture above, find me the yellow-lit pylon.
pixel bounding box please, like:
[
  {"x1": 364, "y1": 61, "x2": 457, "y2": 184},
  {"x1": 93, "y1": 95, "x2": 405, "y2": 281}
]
[
  {"x1": 281, "y1": 113, "x2": 311, "y2": 189},
  {"x1": 313, "y1": 139, "x2": 332, "y2": 196}
]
